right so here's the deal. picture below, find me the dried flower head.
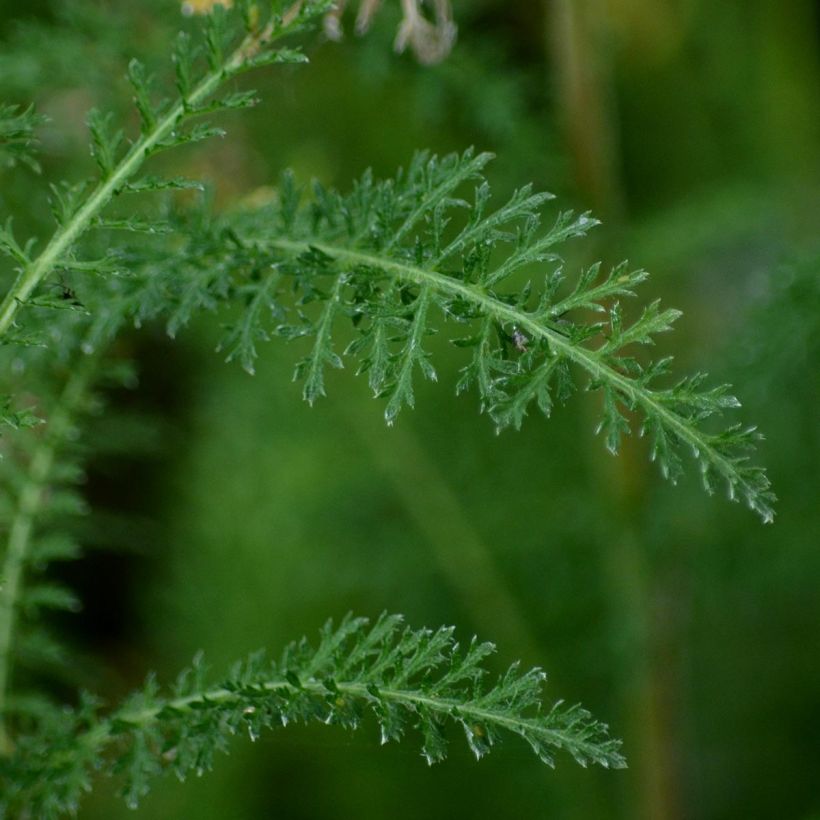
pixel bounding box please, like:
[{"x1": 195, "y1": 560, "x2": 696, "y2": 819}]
[
  {"x1": 325, "y1": 0, "x2": 456, "y2": 65},
  {"x1": 394, "y1": 0, "x2": 456, "y2": 65}
]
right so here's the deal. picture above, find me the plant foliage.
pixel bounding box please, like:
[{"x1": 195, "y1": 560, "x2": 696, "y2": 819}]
[
  {"x1": 122, "y1": 151, "x2": 774, "y2": 520},
  {"x1": 0, "y1": 0, "x2": 777, "y2": 815},
  {"x1": 0, "y1": 105, "x2": 45, "y2": 173},
  {"x1": 0, "y1": 614, "x2": 625, "y2": 817}
]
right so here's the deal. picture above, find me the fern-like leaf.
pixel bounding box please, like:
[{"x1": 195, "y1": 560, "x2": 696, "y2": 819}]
[
  {"x1": 0, "y1": 0, "x2": 331, "y2": 341},
  {"x1": 193, "y1": 152, "x2": 775, "y2": 521},
  {"x1": 0, "y1": 310, "x2": 134, "y2": 752},
  {"x1": 0, "y1": 105, "x2": 46, "y2": 173},
  {"x1": 0, "y1": 614, "x2": 624, "y2": 817}
]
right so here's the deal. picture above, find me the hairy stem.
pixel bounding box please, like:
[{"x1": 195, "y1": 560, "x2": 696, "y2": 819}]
[
  {"x1": 266, "y1": 238, "x2": 768, "y2": 517},
  {"x1": 0, "y1": 17, "x2": 289, "y2": 340},
  {"x1": 0, "y1": 352, "x2": 98, "y2": 754}
]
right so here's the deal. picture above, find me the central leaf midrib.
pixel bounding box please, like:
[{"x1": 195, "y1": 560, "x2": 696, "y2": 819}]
[{"x1": 266, "y1": 237, "x2": 742, "y2": 490}]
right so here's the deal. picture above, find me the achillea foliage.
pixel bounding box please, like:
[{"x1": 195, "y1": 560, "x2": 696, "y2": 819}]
[
  {"x1": 0, "y1": 0, "x2": 327, "y2": 342},
  {"x1": 0, "y1": 0, "x2": 779, "y2": 815},
  {"x1": 138, "y1": 151, "x2": 773, "y2": 520},
  {"x1": 0, "y1": 615, "x2": 625, "y2": 817},
  {"x1": 0, "y1": 105, "x2": 45, "y2": 172}
]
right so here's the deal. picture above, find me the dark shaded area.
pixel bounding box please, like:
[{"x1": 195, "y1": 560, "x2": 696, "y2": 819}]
[{"x1": 50, "y1": 332, "x2": 198, "y2": 687}]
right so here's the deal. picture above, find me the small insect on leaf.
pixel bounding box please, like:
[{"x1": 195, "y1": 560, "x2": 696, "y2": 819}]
[{"x1": 512, "y1": 326, "x2": 529, "y2": 352}]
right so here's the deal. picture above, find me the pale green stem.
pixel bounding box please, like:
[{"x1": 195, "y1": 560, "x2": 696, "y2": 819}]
[
  {"x1": 0, "y1": 352, "x2": 98, "y2": 754},
  {"x1": 98, "y1": 677, "x2": 616, "y2": 765},
  {"x1": 0, "y1": 19, "x2": 287, "y2": 340}
]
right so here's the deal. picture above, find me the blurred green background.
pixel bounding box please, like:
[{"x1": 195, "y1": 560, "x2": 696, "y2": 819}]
[{"x1": 1, "y1": 1, "x2": 819, "y2": 818}]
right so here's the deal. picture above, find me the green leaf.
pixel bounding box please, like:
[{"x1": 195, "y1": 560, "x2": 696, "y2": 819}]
[
  {"x1": 126, "y1": 59, "x2": 159, "y2": 135},
  {"x1": 120, "y1": 175, "x2": 204, "y2": 194},
  {"x1": 215, "y1": 151, "x2": 774, "y2": 520},
  {"x1": 0, "y1": 218, "x2": 34, "y2": 267},
  {"x1": 0, "y1": 615, "x2": 623, "y2": 817},
  {"x1": 0, "y1": 104, "x2": 46, "y2": 173},
  {"x1": 218, "y1": 272, "x2": 283, "y2": 374},
  {"x1": 22, "y1": 583, "x2": 81, "y2": 615},
  {"x1": 1, "y1": 397, "x2": 41, "y2": 432},
  {"x1": 86, "y1": 109, "x2": 123, "y2": 180}
]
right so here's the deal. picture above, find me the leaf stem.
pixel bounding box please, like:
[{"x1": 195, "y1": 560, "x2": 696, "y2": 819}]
[
  {"x1": 104, "y1": 677, "x2": 621, "y2": 766},
  {"x1": 0, "y1": 18, "x2": 288, "y2": 340}
]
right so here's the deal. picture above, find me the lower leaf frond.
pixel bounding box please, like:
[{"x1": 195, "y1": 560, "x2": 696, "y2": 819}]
[{"x1": 0, "y1": 614, "x2": 624, "y2": 817}]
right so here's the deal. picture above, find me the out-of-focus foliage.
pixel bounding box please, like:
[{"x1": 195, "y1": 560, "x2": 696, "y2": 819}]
[{"x1": 0, "y1": 104, "x2": 45, "y2": 172}]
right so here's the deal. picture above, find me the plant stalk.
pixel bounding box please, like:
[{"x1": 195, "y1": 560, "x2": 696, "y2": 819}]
[
  {"x1": 0, "y1": 16, "x2": 289, "y2": 340},
  {"x1": 61, "y1": 676, "x2": 621, "y2": 769},
  {"x1": 0, "y1": 352, "x2": 98, "y2": 755}
]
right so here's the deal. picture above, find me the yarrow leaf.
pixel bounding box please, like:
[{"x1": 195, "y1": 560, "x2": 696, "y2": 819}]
[
  {"x1": 184, "y1": 151, "x2": 774, "y2": 521},
  {"x1": 0, "y1": 614, "x2": 624, "y2": 817},
  {"x1": 0, "y1": 105, "x2": 46, "y2": 173}
]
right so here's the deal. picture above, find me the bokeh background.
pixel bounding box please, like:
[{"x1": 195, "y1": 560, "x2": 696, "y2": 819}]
[{"x1": 1, "y1": 1, "x2": 819, "y2": 818}]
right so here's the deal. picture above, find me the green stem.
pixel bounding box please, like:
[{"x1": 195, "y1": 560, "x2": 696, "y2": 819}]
[
  {"x1": 0, "y1": 353, "x2": 98, "y2": 754},
  {"x1": 106, "y1": 677, "x2": 615, "y2": 764},
  {"x1": 266, "y1": 238, "x2": 766, "y2": 516},
  {"x1": 0, "y1": 19, "x2": 286, "y2": 340}
]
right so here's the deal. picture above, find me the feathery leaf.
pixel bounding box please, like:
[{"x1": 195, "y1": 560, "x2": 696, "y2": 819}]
[
  {"x1": 0, "y1": 614, "x2": 624, "y2": 817},
  {"x1": 191, "y1": 153, "x2": 776, "y2": 520}
]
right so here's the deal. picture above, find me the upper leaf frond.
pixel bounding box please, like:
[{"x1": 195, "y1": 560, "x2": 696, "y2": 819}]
[{"x1": 213, "y1": 152, "x2": 775, "y2": 520}]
